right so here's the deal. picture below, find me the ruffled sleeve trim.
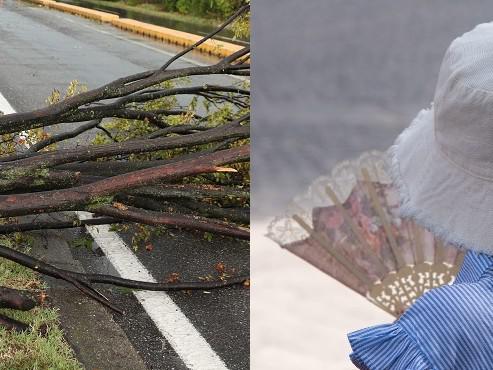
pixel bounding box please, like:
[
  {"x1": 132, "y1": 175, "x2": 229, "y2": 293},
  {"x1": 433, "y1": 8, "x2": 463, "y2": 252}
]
[{"x1": 348, "y1": 323, "x2": 434, "y2": 370}]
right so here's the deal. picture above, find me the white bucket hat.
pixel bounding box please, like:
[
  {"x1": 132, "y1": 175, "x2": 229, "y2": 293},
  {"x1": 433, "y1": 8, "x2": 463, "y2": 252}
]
[{"x1": 390, "y1": 22, "x2": 493, "y2": 254}]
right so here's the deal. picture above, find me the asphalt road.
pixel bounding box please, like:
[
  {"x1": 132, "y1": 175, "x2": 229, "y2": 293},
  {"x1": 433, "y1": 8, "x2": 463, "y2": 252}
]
[
  {"x1": 252, "y1": 0, "x2": 493, "y2": 220},
  {"x1": 0, "y1": 1, "x2": 248, "y2": 369}
]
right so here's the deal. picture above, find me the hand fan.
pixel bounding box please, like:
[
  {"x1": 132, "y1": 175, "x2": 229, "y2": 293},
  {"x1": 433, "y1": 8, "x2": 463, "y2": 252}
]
[{"x1": 267, "y1": 151, "x2": 465, "y2": 317}]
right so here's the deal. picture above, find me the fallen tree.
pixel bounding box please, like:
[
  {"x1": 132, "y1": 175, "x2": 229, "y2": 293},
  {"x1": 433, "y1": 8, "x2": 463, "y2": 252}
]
[{"x1": 0, "y1": 4, "x2": 250, "y2": 331}]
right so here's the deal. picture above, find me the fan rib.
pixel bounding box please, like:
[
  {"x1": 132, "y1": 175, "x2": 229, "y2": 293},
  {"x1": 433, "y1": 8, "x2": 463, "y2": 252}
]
[
  {"x1": 292, "y1": 214, "x2": 371, "y2": 288},
  {"x1": 324, "y1": 185, "x2": 388, "y2": 275},
  {"x1": 361, "y1": 168, "x2": 405, "y2": 269}
]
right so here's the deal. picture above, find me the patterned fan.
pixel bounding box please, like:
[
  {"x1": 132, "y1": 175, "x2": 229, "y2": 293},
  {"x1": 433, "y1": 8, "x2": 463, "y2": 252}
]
[{"x1": 267, "y1": 151, "x2": 465, "y2": 317}]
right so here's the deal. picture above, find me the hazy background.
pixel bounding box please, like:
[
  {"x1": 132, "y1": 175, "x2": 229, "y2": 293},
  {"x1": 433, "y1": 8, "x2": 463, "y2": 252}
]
[{"x1": 251, "y1": 1, "x2": 493, "y2": 368}]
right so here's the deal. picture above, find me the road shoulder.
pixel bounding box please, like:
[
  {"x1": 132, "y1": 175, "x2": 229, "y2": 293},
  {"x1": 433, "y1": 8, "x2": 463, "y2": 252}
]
[{"x1": 33, "y1": 231, "x2": 149, "y2": 370}]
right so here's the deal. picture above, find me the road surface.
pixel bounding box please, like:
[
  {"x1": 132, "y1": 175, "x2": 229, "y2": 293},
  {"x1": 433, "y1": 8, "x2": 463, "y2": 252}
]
[
  {"x1": 0, "y1": 1, "x2": 249, "y2": 369},
  {"x1": 252, "y1": 1, "x2": 493, "y2": 369}
]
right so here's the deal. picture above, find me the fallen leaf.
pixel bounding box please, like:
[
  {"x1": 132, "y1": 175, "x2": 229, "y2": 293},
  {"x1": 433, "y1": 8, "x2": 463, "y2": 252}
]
[
  {"x1": 215, "y1": 262, "x2": 226, "y2": 274},
  {"x1": 164, "y1": 272, "x2": 180, "y2": 283},
  {"x1": 113, "y1": 202, "x2": 128, "y2": 211}
]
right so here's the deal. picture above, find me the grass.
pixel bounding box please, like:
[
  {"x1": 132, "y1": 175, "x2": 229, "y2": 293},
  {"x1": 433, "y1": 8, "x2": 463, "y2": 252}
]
[
  {"x1": 74, "y1": 0, "x2": 224, "y2": 28},
  {"x1": 0, "y1": 245, "x2": 83, "y2": 370}
]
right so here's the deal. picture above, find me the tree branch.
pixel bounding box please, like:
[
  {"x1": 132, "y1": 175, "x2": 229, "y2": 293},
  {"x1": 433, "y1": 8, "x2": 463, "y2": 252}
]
[
  {"x1": 7, "y1": 120, "x2": 248, "y2": 169},
  {"x1": 159, "y1": 4, "x2": 250, "y2": 71},
  {"x1": 94, "y1": 204, "x2": 249, "y2": 239},
  {"x1": 0, "y1": 244, "x2": 249, "y2": 314},
  {"x1": 0, "y1": 145, "x2": 249, "y2": 219},
  {"x1": 0, "y1": 217, "x2": 121, "y2": 234}
]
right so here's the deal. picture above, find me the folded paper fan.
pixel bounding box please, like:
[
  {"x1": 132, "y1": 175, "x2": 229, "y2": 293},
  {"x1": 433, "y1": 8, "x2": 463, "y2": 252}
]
[{"x1": 267, "y1": 151, "x2": 465, "y2": 317}]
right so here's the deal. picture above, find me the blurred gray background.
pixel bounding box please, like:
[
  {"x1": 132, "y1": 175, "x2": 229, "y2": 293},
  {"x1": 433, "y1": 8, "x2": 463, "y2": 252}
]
[
  {"x1": 252, "y1": 0, "x2": 493, "y2": 220},
  {"x1": 251, "y1": 2, "x2": 493, "y2": 369}
]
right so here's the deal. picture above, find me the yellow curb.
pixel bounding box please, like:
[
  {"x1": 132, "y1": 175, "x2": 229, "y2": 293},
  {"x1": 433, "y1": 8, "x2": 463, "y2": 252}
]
[
  {"x1": 46, "y1": 1, "x2": 118, "y2": 22},
  {"x1": 24, "y1": 0, "x2": 246, "y2": 59},
  {"x1": 111, "y1": 18, "x2": 243, "y2": 58}
]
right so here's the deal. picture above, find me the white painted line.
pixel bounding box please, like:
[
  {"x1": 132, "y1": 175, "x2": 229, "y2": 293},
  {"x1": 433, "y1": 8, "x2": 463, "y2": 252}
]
[
  {"x1": 0, "y1": 92, "x2": 16, "y2": 114},
  {"x1": 1, "y1": 92, "x2": 228, "y2": 370},
  {"x1": 76, "y1": 212, "x2": 229, "y2": 370},
  {"x1": 0, "y1": 93, "x2": 27, "y2": 151}
]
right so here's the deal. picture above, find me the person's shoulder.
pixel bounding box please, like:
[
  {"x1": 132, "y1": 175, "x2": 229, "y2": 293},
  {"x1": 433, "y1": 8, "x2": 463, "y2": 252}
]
[
  {"x1": 422, "y1": 280, "x2": 486, "y2": 301},
  {"x1": 403, "y1": 281, "x2": 491, "y2": 322}
]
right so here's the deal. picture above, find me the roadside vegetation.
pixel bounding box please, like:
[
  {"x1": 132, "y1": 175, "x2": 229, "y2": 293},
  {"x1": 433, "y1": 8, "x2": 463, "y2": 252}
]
[
  {"x1": 79, "y1": 0, "x2": 224, "y2": 26},
  {"x1": 0, "y1": 236, "x2": 82, "y2": 370},
  {"x1": 118, "y1": 0, "x2": 247, "y2": 20},
  {"x1": 64, "y1": 0, "x2": 250, "y2": 41}
]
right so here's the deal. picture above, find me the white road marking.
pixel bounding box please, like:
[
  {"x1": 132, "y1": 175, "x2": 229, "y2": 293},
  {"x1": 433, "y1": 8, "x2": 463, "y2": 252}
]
[
  {"x1": 77, "y1": 212, "x2": 229, "y2": 370},
  {"x1": 0, "y1": 92, "x2": 16, "y2": 114},
  {"x1": 1, "y1": 92, "x2": 228, "y2": 370}
]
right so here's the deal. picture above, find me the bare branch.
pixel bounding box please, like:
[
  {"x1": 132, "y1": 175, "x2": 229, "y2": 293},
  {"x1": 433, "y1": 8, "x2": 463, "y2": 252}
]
[
  {"x1": 0, "y1": 244, "x2": 249, "y2": 314},
  {"x1": 94, "y1": 204, "x2": 249, "y2": 239},
  {"x1": 159, "y1": 4, "x2": 250, "y2": 71},
  {"x1": 0, "y1": 217, "x2": 121, "y2": 234},
  {"x1": 0, "y1": 145, "x2": 249, "y2": 219},
  {"x1": 8, "y1": 121, "x2": 248, "y2": 169}
]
